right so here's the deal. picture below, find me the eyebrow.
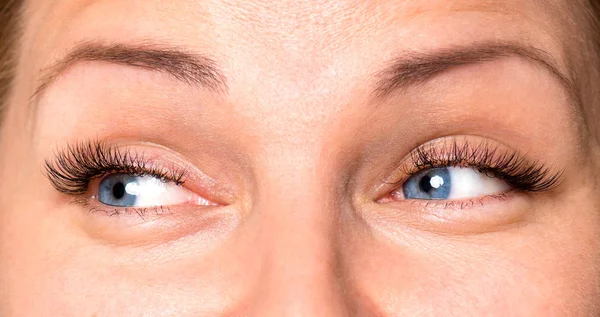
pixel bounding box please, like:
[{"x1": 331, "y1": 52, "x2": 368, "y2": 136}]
[
  {"x1": 33, "y1": 42, "x2": 227, "y2": 99},
  {"x1": 373, "y1": 42, "x2": 576, "y2": 102}
]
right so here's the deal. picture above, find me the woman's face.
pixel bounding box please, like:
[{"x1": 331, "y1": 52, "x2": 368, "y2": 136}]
[{"x1": 1, "y1": 0, "x2": 599, "y2": 316}]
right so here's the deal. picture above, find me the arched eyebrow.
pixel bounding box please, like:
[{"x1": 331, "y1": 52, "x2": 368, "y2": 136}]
[
  {"x1": 372, "y1": 42, "x2": 576, "y2": 103},
  {"x1": 32, "y1": 41, "x2": 228, "y2": 100}
]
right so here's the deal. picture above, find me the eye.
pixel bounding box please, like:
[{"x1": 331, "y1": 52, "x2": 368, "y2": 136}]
[
  {"x1": 401, "y1": 167, "x2": 510, "y2": 200},
  {"x1": 97, "y1": 174, "x2": 213, "y2": 207}
]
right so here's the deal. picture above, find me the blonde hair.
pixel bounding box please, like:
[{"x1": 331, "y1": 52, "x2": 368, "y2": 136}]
[
  {"x1": 0, "y1": 0, "x2": 22, "y2": 120},
  {"x1": 591, "y1": 1, "x2": 600, "y2": 61}
]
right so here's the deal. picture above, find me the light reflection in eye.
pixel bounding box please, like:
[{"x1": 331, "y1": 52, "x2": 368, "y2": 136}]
[
  {"x1": 402, "y1": 167, "x2": 510, "y2": 200},
  {"x1": 97, "y1": 174, "x2": 213, "y2": 207}
]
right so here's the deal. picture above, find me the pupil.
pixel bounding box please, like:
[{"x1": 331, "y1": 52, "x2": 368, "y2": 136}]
[
  {"x1": 419, "y1": 175, "x2": 433, "y2": 193},
  {"x1": 112, "y1": 182, "x2": 126, "y2": 200}
]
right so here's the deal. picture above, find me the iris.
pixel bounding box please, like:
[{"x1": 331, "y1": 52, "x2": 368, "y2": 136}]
[
  {"x1": 403, "y1": 168, "x2": 452, "y2": 200},
  {"x1": 98, "y1": 174, "x2": 141, "y2": 206}
]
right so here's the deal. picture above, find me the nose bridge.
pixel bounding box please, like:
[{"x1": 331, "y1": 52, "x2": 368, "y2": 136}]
[{"x1": 248, "y1": 150, "x2": 350, "y2": 316}]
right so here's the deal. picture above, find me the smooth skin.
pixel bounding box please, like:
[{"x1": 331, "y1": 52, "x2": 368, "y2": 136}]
[{"x1": 1, "y1": 0, "x2": 600, "y2": 316}]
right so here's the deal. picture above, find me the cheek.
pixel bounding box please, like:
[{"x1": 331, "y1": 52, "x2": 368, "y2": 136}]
[
  {"x1": 342, "y1": 208, "x2": 600, "y2": 316},
  {"x1": 1, "y1": 236, "x2": 254, "y2": 316}
]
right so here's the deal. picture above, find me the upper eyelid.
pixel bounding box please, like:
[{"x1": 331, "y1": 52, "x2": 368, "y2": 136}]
[
  {"x1": 45, "y1": 141, "x2": 186, "y2": 195},
  {"x1": 45, "y1": 139, "x2": 239, "y2": 206},
  {"x1": 383, "y1": 137, "x2": 562, "y2": 192}
]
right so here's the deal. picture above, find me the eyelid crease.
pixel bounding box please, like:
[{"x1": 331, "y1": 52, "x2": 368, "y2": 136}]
[
  {"x1": 371, "y1": 41, "x2": 588, "y2": 147},
  {"x1": 27, "y1": 41, "x2": 229, "y2": 134}
]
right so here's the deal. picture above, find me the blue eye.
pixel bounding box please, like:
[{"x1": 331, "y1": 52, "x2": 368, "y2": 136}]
[
  {"x1": 401, "y1": 167, "x2": 511, "y2": 200},
  {"x1": 97, "y1": 174, "x2": 214, "y2": 208},
  {"x1": 98, "y1": 174, "x2": 142, "y2": 206},
  {"x1": 403, "y1": 168, "x2": 452, "y2": 200}
]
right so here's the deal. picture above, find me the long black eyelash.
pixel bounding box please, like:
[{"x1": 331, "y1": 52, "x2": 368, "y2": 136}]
[
  {"x1": 403, "y1": 140, "x2": 563, "y2": 192},
  {"x1": 44, "y1": 141, "x2": 186, "y2": 195}
]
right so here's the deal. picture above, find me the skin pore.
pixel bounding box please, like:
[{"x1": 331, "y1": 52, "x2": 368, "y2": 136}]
[{"x1": 1, "y1": 0, "x2": 600, "y2": 316}]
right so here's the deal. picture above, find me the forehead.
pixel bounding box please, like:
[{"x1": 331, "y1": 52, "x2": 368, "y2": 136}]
[
  {"x1": 28, "y1": 0, "x2": 572, "y2": 60},
  {"x1": 23, "y1": 0, "x2": 574, "y2": 102},
  {"x1": 17, "y1": 0, "x2": 582, "y2": 141}
]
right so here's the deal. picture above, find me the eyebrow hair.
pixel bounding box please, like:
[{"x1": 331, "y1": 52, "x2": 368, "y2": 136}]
[
  {"x1": 373, "y1": 42, "x2": 576, "y2": 102},
  {"x1": 33, "y1": 42, "x2": 227, "y2": 99}
]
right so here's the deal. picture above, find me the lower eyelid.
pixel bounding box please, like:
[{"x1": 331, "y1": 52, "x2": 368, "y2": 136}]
[
  {"x1": 84, "y1": 198, "x2": 222, "y2": 221},
  {"x1": 379, "y1": 189, "x2": 511, "y2": 207},
  {"x1": 418, "y1": 192, "x2": 511, "y2": 210},
  {"x1": 81, "y1": 196, "x2": 173, "y2": 218},
  {"x1": 366, "y1": 190, "x2": 532, "y2": 235},
  {"x1": 74, "y1": 202, "x2": 241, "y2": 246}
]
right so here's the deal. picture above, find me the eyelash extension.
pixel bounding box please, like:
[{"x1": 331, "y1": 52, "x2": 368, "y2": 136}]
[
  {"x1": 45, "y1": 140, "x2": 186, "y2": 195},
  {"x1": 400, "y1": 139, "x2": 563, "y2": 192}
]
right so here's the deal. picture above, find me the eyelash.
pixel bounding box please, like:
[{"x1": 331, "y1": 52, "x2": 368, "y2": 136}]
[
  {"x1": 45, "y1": 139, "x2": 561, "y2": 206},
  {"x1": 45, "y1": 141, "x2": 186, "y2": 195},
  {"x1": 395, "y1": 139, "x2": 562, "y2": 193}
]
